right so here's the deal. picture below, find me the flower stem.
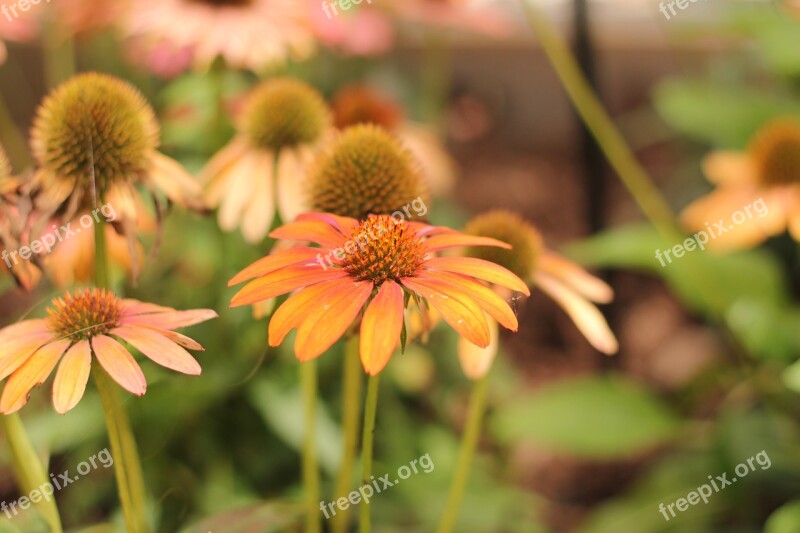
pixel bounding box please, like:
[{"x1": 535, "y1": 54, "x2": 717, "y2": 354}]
[
  {"x1": 300, "y1": 360, "x2": 321, "y2": 533},
  {"x1": 93, "y1": 220, "x2": 109, "y2": 289},
  {"x1": 331, "y1": 335, "x2": 362, "y2": 533},
  {"x1": 436, "y1": 373, "x2": 489, "y2": 533},
  {"x1": 1, "y1": 413, "x2": 63, "y2": 532},
  {"x1": 520, "y1": 0, "x2": 678, "y2": 240},
  {"x1": 359, "y1": 374, "x2": 380, "y2": 533}
]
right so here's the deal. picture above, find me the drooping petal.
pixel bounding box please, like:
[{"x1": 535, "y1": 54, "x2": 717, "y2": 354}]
[
  {"x1": 702, "y1": 151, "x2": 759, "y2": 186},
  {"x1": 111, "y1": 325, "x2": 201, "y2": 375},
  {"x1": 424, "y1": 256, "x2": 530, "y2": 295},
  {"x1": 0, "y1": 334, "x2": 56, "y2": 381},
  {"x1": 240, "y1": 151, "x2": 277, "y2": 244},
  {"x1": 360, "y1": 281, "x2": 405, "y2": 375},
  {"x1": 538, "y1": 251, "x2": 612, "y2": 303},
  {"x1": 269, "y1": 279, "x2": 352, "y2": 346},
  {"x1": 140, "y1": 327, "x2": 204, "y2": 351},
  {"x1": 458, "y1": 315, "x2": 499, "y2": 380},
  {"x1": 0, "y1": 320, "x2": 50, "y2": 344},
  {"x1": 230, "y1": 266, "x2": 348, "y2": 307},
  {"x1": 201, "y1": 136, "x2": 252, "y2": 206},
  {"x1": 0, "y1": 340, "x2": 70, "y2": 414},
  {"x1": 534, "y1": 272, "x2": 618, "y2": 355},
  {"x1": 120, "y1": 299, "x2": 174, "y2": 316},
  {"x1": 294, "y1": 281, "x2": 373, "y2": 362},
  {"x1": 120, "y1": 309, "x2": 218, "y2": 330},
  {"x1": 401, "y1": 277, "x2": 490, "y2": 347},
  {"x1": 91, "y1": 335, "x2": 147, "y2": 396},
  {"x1": 52, "y1": 341, "x2": 92, "y2": 414},
  {"x1": 148, "y1": 151, "x2": 205, "y2": 210},
  {"x1": 228, "y1": 246, "x2": 322, "y2": 286},
  {"x1": 218, "y1": 151, "x2": 263, "y2": 232},
  {"x1": 425, "y1": 233, "x2": 511, "y2": 252},
  {"x1": 269, "y1": 220, "x2": 347, "y2": 248},
  {"x1": 277, "y1": 148, "x2": 313, "y2": 224}
]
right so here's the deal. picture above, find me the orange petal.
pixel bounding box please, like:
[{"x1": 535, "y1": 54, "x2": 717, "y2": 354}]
[
  {"x1": 360, "y1": 281, "x2": 405, "y2": 375},
  {"x1": 52, "y1": 341, "x2": 92, "y2": 414},
  {"x1": 534, "y1": 272, "x2": 618, "y2": 355},
  {"x1": 424, "y1": 256, "x2": 530, "y2": 295},
  {"x1": 228, "y1": 246, "x2": 322, "y2": 286},
  {"x1": 458, "y1": 316, "x2": 499, "y2": 380},
  {"x1": 416, "y1": 271, "x2": 518, "y2": 331},
  {"x1": 269, "y1": 220, "x2": 347, "y2": 248},
  {"x1": 294, "y1": 281, "x2": 373, "y2": 361},
  {"x1": 0, "y1": 340, "x2": 70, "y2": 414},
  {"x1": 296, "y1": 213, "x2": 359, "y2": 235},
  {"x1": 538, "y1": 251, "x2": 612, "y2": 304},
  {"x1": 269, "y1": 279, "x2": 351, "y2": 346},
  {"x1": 0, "y1": 334, "x2": 56, "y2": 381},
  {"x1": 425, "y1": 233, "x2": 512, "y2": 252},
  {"x1": 230, "y1": 266, "x2": 348, "y2": 307},
  {"x1": 401, "y1": 277, "x2": 490, "y2": 347},
  {"x1": 0, "y1": 320, "x2": 50, "y2": 344},
  {"x1": 140, "y1": 327, "x2": 204, "y2": 351},
  {"x1": 91, "y1": 335, "x2": 147, "y2": 396},
  {"x1": 120, "y1": 309, "x2": 218, "y2": 330},
  {"x1": 702, "y1": 151, "x2": 758, "y2": 185},
  {"x1": 111, "y1": 325, "x2": 202, "y2": 375}
]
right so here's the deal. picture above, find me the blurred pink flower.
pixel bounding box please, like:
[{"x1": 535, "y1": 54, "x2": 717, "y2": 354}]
[
  {"x1": 387, "y1": 0, "x2": 516, "y2": 37},
  {"x1": 308, "y1": 0, "x2": 394, "y2": 56}
]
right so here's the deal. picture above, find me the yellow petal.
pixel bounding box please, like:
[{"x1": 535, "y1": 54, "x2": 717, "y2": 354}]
[{"x1": 52, "y1": 341, "x2": 92, "y2": 414}]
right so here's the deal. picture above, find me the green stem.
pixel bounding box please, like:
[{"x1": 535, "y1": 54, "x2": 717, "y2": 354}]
[
  {"x1": 359, "y1": 374, "x2": 380, "y2": 533},
  {"x1": 42, "y1": 17, "x2": 76, "y2": 90},
  {"x1": 436, "y1": 374, "x2": 489, "y2": 533},
  {"x1": 520, "y1": 1, "x2": 678, "y2": 240},
  {"x1": 93, "y1": 220, "x2": 108, "y2": 289},
  {"x1": 1, "y1": 414, "x2": 63, "y2": 532},
  {"x1": 300, "y1": 360, "x2": 321, "y2": 533},
  {"x1": 0, "y1": 94, "x2": 32, "y2": 170},
  {"x1": 331, "y1": 336, "x2": 362, "y2": 533}
]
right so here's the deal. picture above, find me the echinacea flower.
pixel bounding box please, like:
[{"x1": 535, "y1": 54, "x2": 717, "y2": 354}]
[
  {"x1": 331, "y1": 84, "x2": 456, "y2": 196},
  {"x1": 308, "y1": 124, "x2": 429, "y2": 220},
  {"x1": 681, "y1": 119, "x2": 800, "y2": 250},
  {"x1": 459, "y1": 210, "x2": 617, "y2": 378},
  {"x1": 202, "y1": 78, "x2": 332, "y2": 242},
  {"x1": 228, "y1": 213, "x2": 529, "y2": 375},
  {"x1": 123, "y1": 0, "x2": 316, "y2": 73},
  {"x1": 0, "y1": 289, "x2": 216, "y2": 414}
]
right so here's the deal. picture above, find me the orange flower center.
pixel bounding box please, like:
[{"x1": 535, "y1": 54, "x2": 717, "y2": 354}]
[
  {"x1": 749, "y1": 119, "x2": 800, "y2": 186},
  {"x1": 47, "y1": 289, "x2": 122, "y2": 341},
  {"x1": 340, "y1": 216, "x2": 426, "y2": 285}
]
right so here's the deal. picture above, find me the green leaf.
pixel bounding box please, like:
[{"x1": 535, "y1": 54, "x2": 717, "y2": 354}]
[
  {"x1": 491, "y1": 375, "x2": 680, "y2": 459},
  {"x1": 765, "y1": 500, "x2": 800, "y2": 533}
]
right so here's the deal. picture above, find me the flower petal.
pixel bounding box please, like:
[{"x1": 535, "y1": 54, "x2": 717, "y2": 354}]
[
  {"x1": 277, "y1": 148, "x2": 313, "y2": 224},
  {"x1": 269, "y1": 279, "x2": 352, "y2": 346},
  {"x1": 230, "y1": 266, "x2": 348, "y2": 307},
  {"x1": 52, "y1": 341, "x2": 92, "y2": 414},
  {"x1": 424, "y1": 256, "x2": 530, "y2": 295},
  {"x1": 702, "y1": 151, "x2": 758, "y2": 185},
  {"x1": 0, "y1": 340, "x2": 70, "y2": 414},
  {"x1": 294, "y1": 281, "x2": 373, "y2": 362},
  {"x1": 111, "y1": 325, "x2": 201, "y2": 375},
  {"x1": 360, "y1": 281, "x2": 405, "y2": 375},
  {"x1": 140, "y1": 327, "x2": 204, "y2": 351},
  {"x1": 0, "y1": 334, "x2": 56, "y2": 381},
  {"x1": 120, "y1": 309, "x2": 218, "y2": 330},
  {"x1": 534, "y1": 272, "x2": 618, "y2": 355},
  {"x1": 401, "y1": 277, "x2": 490, "y2": 347},
  {"x1": 228, "y1": 246, "x2": 322, "y2": 286},
  {"x1": 91, "y1": 336, "x2": 147, "y2": 396},
  {"x1": 296, "y1": 212, "x2": 358, "y2": 235},
  {"x1": 0, "y1": 320, "x2": 50, "y2": 344},
  {"x1": 425, "y1": 233, "x2": 512, "y2": 252},
  {"x1": 240, "y1": 151, "x2": 277, "y2": 244},
  {"x1": 538, "y1": 252, "x2": 612, "y2": 303},
  {"x1": 120, "y1": 300, "x2": 174, "y2": 316},
  {"x1": 458, "y1": 315, "x2": 499, "y2": 380},
  {"x1": 269, "y1": 220, "x2": 347, "y2": 248},
  {"x1": 218, "y1": 152, "x2": 263, "y2": 233}
]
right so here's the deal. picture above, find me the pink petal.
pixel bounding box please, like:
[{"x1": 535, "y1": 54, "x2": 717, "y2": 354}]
[
  {"x1": 91, "y1": 336, "x2": 147, "y2": 396},
  {"x1": 52, "y1": 341, "x2": 92, "y2": 414},
  {"x1": 111, "y1": 325, "x2": 201, "y2": 375},
  {"x1": 120, "y1": 309, "x2": 218, "y2": 330},
  {"x1": 0, "y1": 340, "x2": 70, "y2": 414},
  {"x1": 538, "y1": 252, "x2": 613, "y2": 304}
]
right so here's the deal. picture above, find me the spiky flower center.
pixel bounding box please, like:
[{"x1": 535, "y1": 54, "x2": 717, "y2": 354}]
[
  {"x1": 332, "y1": 85, "x2": 403, "y2": 131},
  {"x1": 339, "y1": 216, "x2": 426, "y2": 285},
  {"x1": 309, "y1": 125, "x2": 428, "y2": 220},
  {"x1": 749, "y1": 119, "x2": 800, "y2": 186},
  {"x1": 464, "y1": 210, "x2": 541, "y2": 280},
  {"x1": 187, "y1": 0, "x2": 253, "y2": 6},
  {"x1": 31, "y1": 73, "x2": 159, "y2": 193},
  {"x1": 242, "y1": 79, "x2": 330, "y2": 151},
  {"x1": 47, "y1": 289, "x2": 122, "y2": 341}
]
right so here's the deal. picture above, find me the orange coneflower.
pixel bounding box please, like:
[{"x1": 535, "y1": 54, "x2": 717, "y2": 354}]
[
  {"x1": 202, "y1": 78, "x2": 332, "y2": 242},
  {"x1": 459, "y1": 211, "x2": 617, "y2": 378},
  {"x1": 0, "y1": 288, "x2": 216, "y2": 414},
  {"x1": 123, "y1": 0, "x2": 316, "y2": 73},
  {"x1": 681, "y1": 118, "x2": 800, "y2": 250},
  {"x1": 229, "y1": 212, "x2": 529, "y2": 375}
]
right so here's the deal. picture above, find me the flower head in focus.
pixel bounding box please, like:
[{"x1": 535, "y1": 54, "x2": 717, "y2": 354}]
[
  {"x1": 229, "y1": 213, "x2": 529, "y2": 375},
  {"x1": 202, "y1": 78, "x2": 332, "y2": 242},
  {"x1": 0, "y1": 289, "x2": 217, "y2": 414},
  {"x1": 681, "y1": 119, "x2": 800, "y2": 250},
  {"x1": 459, "y1": 210, "x2": 617, "y2": 379}
]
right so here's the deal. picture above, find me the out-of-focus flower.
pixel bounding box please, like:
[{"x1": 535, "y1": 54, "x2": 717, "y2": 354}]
[
  {"x1": 0, "y1": 8, "x2": 40, "y2": 63},
  {"x1": 332, "y1": 84, "x2": 456, "y2": 196},
  {"x1": 0, "y1": 288, "x2": 217, "y2": 414},
  {"x1": 308, "y1": 0, "x2": 394, "y2": 56},
  {"x1": 202, "y1": 78, "x2": 332, "y2": 242},
  {"x1": 123, "y1": 0, "x2": 316, "y2": 73},
  {"x1": 308, "y1": 124, "x2": 429, "y2": 220},
  {"x1": 459, "y1": 210, "x2": 617, "y2": 379},
  {"x1": 229, "y1": 213, "x2": 528, "y2": 375},
  {"x1": 29, "y1": 73, "x2": 203, "y2": 262},
  {"x1": 682, "y1": 119, "x2": 800, "y2": 250},
  {"x1": 385, "y1": 0, "x2": 516, "y2": 37}
]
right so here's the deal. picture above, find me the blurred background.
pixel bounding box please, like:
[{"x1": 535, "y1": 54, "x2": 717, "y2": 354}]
[{"x1": 2, "y1": 0, "x2": 800, "y2": 531}]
